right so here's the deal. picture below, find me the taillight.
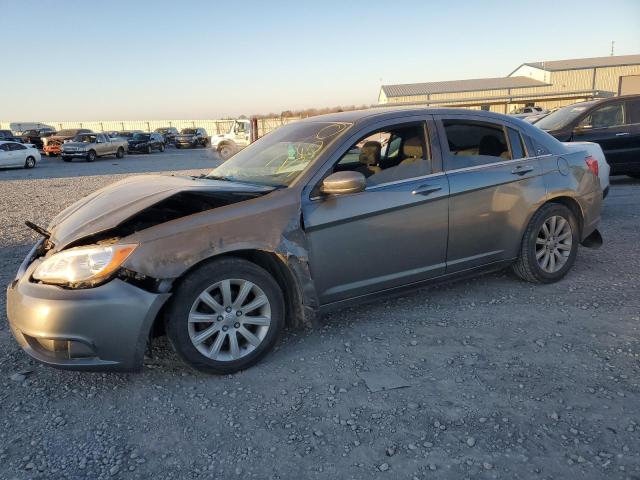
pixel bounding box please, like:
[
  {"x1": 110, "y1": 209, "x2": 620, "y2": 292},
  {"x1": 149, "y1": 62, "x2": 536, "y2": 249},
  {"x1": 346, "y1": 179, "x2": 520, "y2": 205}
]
[{"x1": 585, "y1": 156, "x2": 599, "y2": 177}]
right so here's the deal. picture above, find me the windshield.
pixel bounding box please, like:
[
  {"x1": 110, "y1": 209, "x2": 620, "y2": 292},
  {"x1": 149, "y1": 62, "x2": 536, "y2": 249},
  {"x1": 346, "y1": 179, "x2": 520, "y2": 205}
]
[
  {"x1": 119, "y1": 131, "x2": 134, "y2": 137},
  {"x1": 73, "y1": 134, "x2": 97, "y2": 143},
  {"x1": 181, "y1": 128, "x2": 196, "y2": 134},
  {"x1": 133, "y1": 133, "x2": 150, "y2": 140},
  {"x1": 207, "y1": 121, "x2": 350, "y2": 187},
  {"x1": 535, "y1": 102, "x2": 595, "y2": 131}
]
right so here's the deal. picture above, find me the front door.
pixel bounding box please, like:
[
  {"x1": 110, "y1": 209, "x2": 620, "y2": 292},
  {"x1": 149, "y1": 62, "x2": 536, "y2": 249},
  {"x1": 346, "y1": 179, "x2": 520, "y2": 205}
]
[
  {"x1": 572, "y1": 101, "x2": 631, "y2": 170},
  {"x1": 302, "y1": 118, "x2": 449, "y2": 305},
  {"x1": 436, "y1": 115, "x2": 546, "y2": 272}
]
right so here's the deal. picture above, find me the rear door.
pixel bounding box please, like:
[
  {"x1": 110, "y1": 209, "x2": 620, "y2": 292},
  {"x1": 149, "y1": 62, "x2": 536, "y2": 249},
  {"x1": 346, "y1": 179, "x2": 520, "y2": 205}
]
[
  {"x1": 302, "y1": 116, "x2": 449, "y2": 305},
  {"x1": 623, "y1": 98, "x2": 640, "y2": 173},
  {"x1": 8, "y1": 142, "x2": 28, "y2": 166},
  {"x1": 436, "y1": 114, "x2": 546, "y2": 272}
]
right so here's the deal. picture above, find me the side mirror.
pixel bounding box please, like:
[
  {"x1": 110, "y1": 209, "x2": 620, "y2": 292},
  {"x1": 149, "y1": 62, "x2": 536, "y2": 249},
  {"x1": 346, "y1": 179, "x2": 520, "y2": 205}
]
[{"x1": 320, "y1": 171, "x2": 366, "y2": 195}]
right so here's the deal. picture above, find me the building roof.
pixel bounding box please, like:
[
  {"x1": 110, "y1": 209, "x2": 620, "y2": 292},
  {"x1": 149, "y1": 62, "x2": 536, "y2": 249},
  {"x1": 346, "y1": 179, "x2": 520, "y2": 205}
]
[
  {"x1": 521, "y1": 54, "x2": 640, "y2": 72},
  {"x1": 381, "y1": 76, "x2": 548, "y2": 98}
]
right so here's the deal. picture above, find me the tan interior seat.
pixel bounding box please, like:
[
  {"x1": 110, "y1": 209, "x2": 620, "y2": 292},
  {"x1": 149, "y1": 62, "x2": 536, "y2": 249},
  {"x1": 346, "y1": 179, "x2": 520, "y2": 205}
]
[
  {"x1": 399, "y1": 137, "x2": 424, "y2": 165},
  {"x1": 356, "y1": 141, "x2": 382, "y2": 177}
]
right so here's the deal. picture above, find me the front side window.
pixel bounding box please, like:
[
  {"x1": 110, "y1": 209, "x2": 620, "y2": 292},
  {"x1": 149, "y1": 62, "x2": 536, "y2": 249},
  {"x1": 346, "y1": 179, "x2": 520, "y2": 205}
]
[
  {"x1": 443, "y1": 120, "x2": 511, "y2": 169},
  {"x1": 331, "y1": 123, "x2": 431, "y2": 187},
  {"x1": 208, "y1": 121, "x2": 350, "y2": 187},
  {"x1": 578, "y1": 103, "x2": 624, "y2": 129}
]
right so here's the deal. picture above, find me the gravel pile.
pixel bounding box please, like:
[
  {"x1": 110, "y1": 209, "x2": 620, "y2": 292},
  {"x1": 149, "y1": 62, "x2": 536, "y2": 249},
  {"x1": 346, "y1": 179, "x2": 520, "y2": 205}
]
[{"x1": 1, "y1": 158, "x2": 639, "y2": 479}]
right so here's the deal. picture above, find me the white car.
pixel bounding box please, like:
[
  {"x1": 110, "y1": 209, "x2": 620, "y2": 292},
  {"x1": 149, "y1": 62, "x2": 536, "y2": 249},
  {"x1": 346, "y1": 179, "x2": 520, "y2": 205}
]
[
  {"x1": 0, "y1": 141, "x2": 39, "y2": 169},
  {"x1": 510, "y1": 106, "x2": 549, "y2": 119},
  {"x1": 562, "y1": 141, "x2": 610, "y2": 198}
]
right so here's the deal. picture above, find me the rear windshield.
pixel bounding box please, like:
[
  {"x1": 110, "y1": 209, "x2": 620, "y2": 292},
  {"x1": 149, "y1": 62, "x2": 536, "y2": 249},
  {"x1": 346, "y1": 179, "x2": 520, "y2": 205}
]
[
  {"x1": 73, "y1": 134, "x2": 97, "y2": 143},
  {"x1": 58, "y1": 129, "x2": 80, "y2": 136},
  {"x1": 181, "y1": 129, "x2": 196, "y2": 134},
  {"x1": 133, "y1": 133, "x2": 151, "y2": 140}
]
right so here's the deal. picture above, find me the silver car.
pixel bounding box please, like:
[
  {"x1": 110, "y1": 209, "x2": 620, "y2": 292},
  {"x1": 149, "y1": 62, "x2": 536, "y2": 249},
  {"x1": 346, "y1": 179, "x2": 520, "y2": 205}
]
[{"x1": 7, "y1": 108, "x2": 602, "y2": 374}]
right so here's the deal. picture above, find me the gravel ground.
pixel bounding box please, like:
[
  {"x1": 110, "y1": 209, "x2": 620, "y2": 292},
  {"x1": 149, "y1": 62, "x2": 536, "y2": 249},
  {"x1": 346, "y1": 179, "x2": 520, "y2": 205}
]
[{"x1": 1, "y1": 152, "x2": 639, "y2": 479}]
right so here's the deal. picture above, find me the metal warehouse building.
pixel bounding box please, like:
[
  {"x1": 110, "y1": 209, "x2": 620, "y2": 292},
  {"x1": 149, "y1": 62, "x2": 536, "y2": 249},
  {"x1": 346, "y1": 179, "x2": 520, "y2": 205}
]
[{"x1": 378, "y1": 54, "x2": 640, "y2": 113}]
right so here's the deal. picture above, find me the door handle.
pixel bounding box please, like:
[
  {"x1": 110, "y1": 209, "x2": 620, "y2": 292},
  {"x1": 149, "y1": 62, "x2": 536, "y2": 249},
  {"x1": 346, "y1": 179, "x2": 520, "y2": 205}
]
[
  {"x1": 511, "y1": 165, "x2": 534, "y2": 175},
  {"x1": 412, "y1": 184, "x2": 442, "y2": 196},
  {"x1": 616, "y1": 132, "x2": 630, "y2": 136}
]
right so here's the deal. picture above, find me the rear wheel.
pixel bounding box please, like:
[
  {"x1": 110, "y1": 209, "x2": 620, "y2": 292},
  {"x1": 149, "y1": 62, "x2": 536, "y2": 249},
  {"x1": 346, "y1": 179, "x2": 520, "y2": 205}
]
[
  {"x1": 146, "y1": 144, "x2": 152, "y2": 154},
  {"x1": 24, "y1": 156, "x2": 36, "y2": 169},
  {"x1": 116, "y1": 147, "x2": 124, "y2": 159},
  {"x1": 629, "y1": 174, "x2": 640, "y2": 179},
  {"x1": 159, "y1": 143, "x2": 165, "y2": 152},
  {"x1": 513, "y1": 203, "x2": 579, "y2": 284},
  {"x1": 62, "y1": 156, "x2": 72, "y2": 162},
  {"x1": 165, "y1": 257, "x2": 284, "y2": 374}
]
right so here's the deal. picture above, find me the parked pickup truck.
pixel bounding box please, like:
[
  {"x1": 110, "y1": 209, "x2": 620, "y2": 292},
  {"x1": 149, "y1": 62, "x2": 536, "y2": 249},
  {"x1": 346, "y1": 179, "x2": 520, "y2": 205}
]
[
  {"x1": 42, "y1": 128, "x2": 93, "y2": 156},
  {"x1": 61, "y1": 132, "x2": 128, "y2": 162},
  {"x1": 210, "y1": 119, "x2": 252, "y2": 160}
]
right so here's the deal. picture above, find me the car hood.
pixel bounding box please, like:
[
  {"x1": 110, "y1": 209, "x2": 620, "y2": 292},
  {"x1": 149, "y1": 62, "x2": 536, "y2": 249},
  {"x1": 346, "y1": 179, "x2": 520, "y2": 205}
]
[{"x1": 47, "y1": 174, "x2": 275, "y2": 250}]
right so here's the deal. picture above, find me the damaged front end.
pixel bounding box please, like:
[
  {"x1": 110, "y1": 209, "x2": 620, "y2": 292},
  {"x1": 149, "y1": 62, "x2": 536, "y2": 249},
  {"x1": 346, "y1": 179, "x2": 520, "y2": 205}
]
[{"x1": 26, "y1": 174, "x2": 319, "y2": 327}]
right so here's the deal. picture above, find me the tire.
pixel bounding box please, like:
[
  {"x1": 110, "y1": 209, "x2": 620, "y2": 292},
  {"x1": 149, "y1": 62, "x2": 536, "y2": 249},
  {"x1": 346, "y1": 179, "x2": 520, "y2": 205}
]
[
  {"x1": 512, "y1": 203, "x2": 579, "y2": 284},
  {"x1": 24, "y1": 156, "x2": 36, "y2": 169},
  {"x1": 146, "y1": 144, "x2": 152, "y2": 154},
  {"x1": 629, "y1": 174, "x2": 640, "y2": 179},
  {"x1": 86, "y1": 150, "x2": 96, "y2": 162},
  {"x1": 176, "y1": 144, "x2": 182, "y2": 149},
  {"x1": 62, "y1": 156, "x2": 72, "y2": 162},
  {"x1": 165, "y1": 257, "x2": 285, "y2": 374},
  {"x1": 218, "y1": 144, "x2": 234, "y2": 160},
  {"x1": 159, "y1": 143, "x2": 165, "y2": 152},
  {"x1": 116, "y1": 147, "x2": 124, "y2": 159}
]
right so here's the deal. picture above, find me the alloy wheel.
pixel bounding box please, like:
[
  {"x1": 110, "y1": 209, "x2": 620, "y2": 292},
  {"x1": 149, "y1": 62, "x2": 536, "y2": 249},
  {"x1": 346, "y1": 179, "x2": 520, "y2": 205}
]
[
  {"x1": 535, "y1": 215, "x2": 572, "y2": 273},
  {"x1": 188, "y1": 279, "x2": 271, "y2": 362}
]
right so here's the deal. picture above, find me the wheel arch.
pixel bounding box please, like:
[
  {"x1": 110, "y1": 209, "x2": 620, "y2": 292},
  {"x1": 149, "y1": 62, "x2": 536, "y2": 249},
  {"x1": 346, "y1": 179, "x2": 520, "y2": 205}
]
[
  {"x1": 543, "y1": 195, "x2": 584, "y2": 236},
  {"x1": 150, "y1": 249, "x2": 306, "y2": 338}
]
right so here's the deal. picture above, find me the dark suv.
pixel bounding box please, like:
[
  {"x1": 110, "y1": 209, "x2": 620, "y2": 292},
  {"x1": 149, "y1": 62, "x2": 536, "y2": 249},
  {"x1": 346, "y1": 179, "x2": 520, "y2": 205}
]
[
  {"x1": 154, "y1": 127, "x2": 179, "y2": 145},
  {"x1": 175, "y1": 128, "x2": 209, "y2": 148},
  {"x1": 536, "y1": 95, "x2": 640, "y2": 177},
  {"x1": 127, "y1": 133, "x2": 166, "y2": 154},
  {"x1": 20, "y1": 127, "x2": 56, "y2": 149},
  {"x1": 0, "y1": 130, "x2": 23, "y2": 143}
]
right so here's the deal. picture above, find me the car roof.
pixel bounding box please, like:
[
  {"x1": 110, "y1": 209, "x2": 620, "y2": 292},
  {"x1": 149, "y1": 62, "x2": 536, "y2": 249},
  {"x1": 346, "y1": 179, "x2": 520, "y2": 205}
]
[{"x1": 297, "y1": 106, "x2": 540, "y2": 126}]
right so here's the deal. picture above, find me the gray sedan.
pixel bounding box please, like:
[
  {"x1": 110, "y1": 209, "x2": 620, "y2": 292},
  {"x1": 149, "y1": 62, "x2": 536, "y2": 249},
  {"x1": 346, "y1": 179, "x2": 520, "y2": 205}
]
[{"x1": 7, "y1": 108, "x2": 602, "y2": 374}]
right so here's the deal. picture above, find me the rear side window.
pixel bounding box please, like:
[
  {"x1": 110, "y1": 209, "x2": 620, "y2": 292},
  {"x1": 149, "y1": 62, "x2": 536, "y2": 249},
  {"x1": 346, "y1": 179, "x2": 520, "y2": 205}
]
[
  {"x1": 442, "y1": 120, "x2": 511, "y2": 169},
  {"x1": 627, "y1": 99, "x2": 640, "y2": 124},
  {"x1": 507, "y1": 128, "x2": 526, "y2": 159}
]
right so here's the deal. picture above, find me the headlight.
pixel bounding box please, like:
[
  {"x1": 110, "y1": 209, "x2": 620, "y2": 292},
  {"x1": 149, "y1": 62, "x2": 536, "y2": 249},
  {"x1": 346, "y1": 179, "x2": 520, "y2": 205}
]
[{"x1": 32, "y1": 244, "x2": 137, "y2": 287}]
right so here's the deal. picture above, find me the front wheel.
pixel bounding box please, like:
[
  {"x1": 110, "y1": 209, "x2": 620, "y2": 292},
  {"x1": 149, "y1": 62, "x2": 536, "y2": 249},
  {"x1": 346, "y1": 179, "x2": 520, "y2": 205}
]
[
  {"x1": 116, "y1": 147, "x2": 124, "y2": 159},
  {"x1": 512, "y1": 203, "x2": 579, "y2": 284},
  {"x1": 218, "y1": 144, "x2": 234, "y2": 160},
  {"x1": 165, "y1": 257, "x2": 285, "y2": 374},
  {"x1": 159, "y1": 143, "x2": 165, "y2": 152},
  {"x1": 24, "y1": 156, "x2": 36, "y2": 169},
  {"x1": 146, "y1": 144, "x2": 152, "y2": 154},
  {"x1": 86, "y1": 150, "x2": 96, "y2": 162},
  {"x1": 62, "y1": 156, "x2": 72, "y2": 162}
]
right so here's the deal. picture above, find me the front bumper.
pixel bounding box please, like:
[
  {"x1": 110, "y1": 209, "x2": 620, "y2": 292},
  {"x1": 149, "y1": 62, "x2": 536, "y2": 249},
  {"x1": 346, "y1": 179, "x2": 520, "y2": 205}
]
[
  {"x1": 61, "y1": 150, "x2": 88, "y2": 158},
  {"x1": 43, "y1": 145, "x2": 62, "y2": 154},
  {"x1": 128, "y1": 144, "x2": 149, "y2": 152},
  {"x1": 6, "y1": 248, "x2": 170, "y2": 372}
]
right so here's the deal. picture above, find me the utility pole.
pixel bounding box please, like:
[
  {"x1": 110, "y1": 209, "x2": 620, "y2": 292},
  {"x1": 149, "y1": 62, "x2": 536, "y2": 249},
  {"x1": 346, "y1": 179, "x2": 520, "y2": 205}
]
[{"x1": 610, "y1": 40, "x2": 615, "y2": 56}]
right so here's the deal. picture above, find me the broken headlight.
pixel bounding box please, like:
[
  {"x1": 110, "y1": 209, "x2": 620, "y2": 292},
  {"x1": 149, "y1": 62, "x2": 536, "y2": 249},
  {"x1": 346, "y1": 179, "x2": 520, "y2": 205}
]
[{"x1": 32, "y1": 244, "x2": 137, "y2": 287}]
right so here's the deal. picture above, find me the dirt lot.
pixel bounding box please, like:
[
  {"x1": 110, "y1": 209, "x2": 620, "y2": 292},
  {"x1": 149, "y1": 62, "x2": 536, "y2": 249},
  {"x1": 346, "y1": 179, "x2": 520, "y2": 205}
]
[{"x1": 1, "y1": 151, "x2": 639, "y2": 480}]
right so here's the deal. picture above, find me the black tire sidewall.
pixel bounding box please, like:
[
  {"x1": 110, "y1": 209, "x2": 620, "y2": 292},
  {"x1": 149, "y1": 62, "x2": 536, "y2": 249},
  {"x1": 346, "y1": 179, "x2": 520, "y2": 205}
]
[
  {"x1": 86, "y1": 150, "x2": 96, "y2": 162},
  {"x1": 525, "y1": 204, "x2": 579, "y2": 282},
  {"x1": 166, "y1": 258, "x2": 285, "y2": 374},
  {"x1": 25, "y1": 156, "x2": 35, "y2": 168}
]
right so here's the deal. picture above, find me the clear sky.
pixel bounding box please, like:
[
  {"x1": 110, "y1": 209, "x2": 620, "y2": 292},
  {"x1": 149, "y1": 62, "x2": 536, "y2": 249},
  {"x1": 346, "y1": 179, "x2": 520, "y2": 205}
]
[{"x1": 1, "y1": 0, "x2": 639, "y2": 121}]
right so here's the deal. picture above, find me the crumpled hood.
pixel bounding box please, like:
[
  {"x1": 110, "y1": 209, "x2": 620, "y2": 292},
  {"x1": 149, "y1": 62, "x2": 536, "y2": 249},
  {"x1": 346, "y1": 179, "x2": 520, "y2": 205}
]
[{"x1": 48, "y1": 174, "x2": 274, "y2": 250}]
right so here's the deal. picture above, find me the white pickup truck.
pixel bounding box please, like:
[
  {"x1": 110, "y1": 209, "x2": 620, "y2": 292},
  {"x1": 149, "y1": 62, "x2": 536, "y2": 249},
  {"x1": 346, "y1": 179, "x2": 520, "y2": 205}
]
[
  {"x1": 61, "y1": 132, "x2": 128, "y2": 162},
  {"x1": 210, "y1": 119, "x2": 252, "y2": 160}
]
